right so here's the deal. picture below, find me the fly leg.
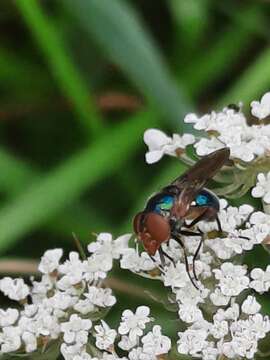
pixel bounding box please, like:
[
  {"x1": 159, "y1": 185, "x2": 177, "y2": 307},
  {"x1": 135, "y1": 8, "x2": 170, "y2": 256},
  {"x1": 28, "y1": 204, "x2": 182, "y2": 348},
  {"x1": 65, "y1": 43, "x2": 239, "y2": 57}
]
[
  {"x1": 171, "y1": 233, "x2": 199, "y2": 290},
  {"x1": 179, "y1": 229, "x2": 204, "y2": 281},
  {"x1": 159, "y1": 247, "x2": 175, "y2": 264},
  {"x1": 191, "y1": 231, "x2": 204, "y2": 281},
  {"x1": 216, "y1": 215, "x2": 222, "y2": 233},
  {"x1": 183, "y1": 209, "x2": 208, "y2": 229},
  {"x1": 216, "y1": 215, "x2": 249, "y2": 240},
  {"x1": 149, "y1": 255, "x2": 165, "y2": 274}
]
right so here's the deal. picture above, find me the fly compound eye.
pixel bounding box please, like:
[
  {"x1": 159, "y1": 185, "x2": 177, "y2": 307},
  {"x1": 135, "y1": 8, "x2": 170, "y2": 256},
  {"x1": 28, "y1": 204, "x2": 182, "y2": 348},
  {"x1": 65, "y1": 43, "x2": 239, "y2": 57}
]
[
  {"x1": 145, "y1": 213, "x2": 170, "y2": 243},
  {"x1": 133, "y1": 212, "x2": 145, "y2": 234}
]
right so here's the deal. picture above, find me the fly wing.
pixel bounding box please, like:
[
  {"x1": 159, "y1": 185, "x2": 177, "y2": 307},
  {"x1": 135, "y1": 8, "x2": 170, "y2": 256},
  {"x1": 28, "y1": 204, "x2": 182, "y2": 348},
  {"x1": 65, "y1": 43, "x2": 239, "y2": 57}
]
[{"x1": 171, "y1": 147, "x2": 230, "y2": 217}]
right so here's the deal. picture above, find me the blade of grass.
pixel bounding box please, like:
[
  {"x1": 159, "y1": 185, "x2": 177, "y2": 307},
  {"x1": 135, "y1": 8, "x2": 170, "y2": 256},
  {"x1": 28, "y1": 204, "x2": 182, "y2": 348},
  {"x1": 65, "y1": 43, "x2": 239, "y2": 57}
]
[
  {"x1": 217, "y1": 2, "x2": 269, "y2": 39},
  {"x1": 0, "y1": 149, "x2": 106, "y2": 238},
  {"x1": 218, "y1": 47, "x2": 270, "y2": 107},
  {"x1": 0, "y1": 47, "x2": 50, "y2": 97},
  {"x1": 180, "y1": 5, "x2": 264, "y2": 97},
  {"x1": 0, "y1": 111, "x2": 156, "y2": 252},
  {"x1": 170, "y1": 0, "x2": 209, "y2": 52},
  {"x1": 62, "y1": 0, "x2": 191, "y2": 129},
  {"x1": 16, "y1": 0, "x2": 103, "y2": 136}
]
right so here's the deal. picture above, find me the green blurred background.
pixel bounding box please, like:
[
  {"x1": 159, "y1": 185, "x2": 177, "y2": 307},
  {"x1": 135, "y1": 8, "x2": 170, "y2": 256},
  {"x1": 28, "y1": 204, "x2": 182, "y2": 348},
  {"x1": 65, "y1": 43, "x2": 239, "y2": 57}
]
[{"x1": 0, "y1": 0, "x2": 270, "y2": 346}]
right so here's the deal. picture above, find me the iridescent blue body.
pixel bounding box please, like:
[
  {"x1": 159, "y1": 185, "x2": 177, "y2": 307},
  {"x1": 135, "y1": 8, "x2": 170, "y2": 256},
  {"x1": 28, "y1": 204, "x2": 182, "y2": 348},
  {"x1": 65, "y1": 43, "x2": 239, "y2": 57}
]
[
  {"x1": 194, "y1": 189, "x2": 220, "y2": 211},
  {"x1": 145, "y1": 188, "x2": 219, "y2": 217},
  {"x1": 146, "y1": 194, "x2": 174, "y2": 215}
]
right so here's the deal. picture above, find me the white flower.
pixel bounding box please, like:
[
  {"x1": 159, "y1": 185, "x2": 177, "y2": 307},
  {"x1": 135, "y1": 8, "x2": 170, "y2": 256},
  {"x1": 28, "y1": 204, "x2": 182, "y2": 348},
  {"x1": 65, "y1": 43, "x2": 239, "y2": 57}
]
[
  {"x1": 0, "y1": 277, "x2": 29, "y2": 301},
  {"x1": 226, "y1": 314, "x2": 270, "y2": 359},
  {"x1": 118, "y1": 335, "x2": 137, "y2": 351},
  {"x1": 94, "y1": 320, "x2": 116, "y2": 350},
  {"x1": 206, "y1": 238, "x2": 235, "y2": 260},
  {"x1": 74, "y1": 352, "x2": 94, "y2": 360},
  {"x1": 21, "y1": 304, "x2": 38, "y2": 318},
  {"x1": 194, "y1": 137, "x2": 224, "y2": 156},
  {"x1": 61, "y1": 314, "x2": 92, "y2": 345},
  {"x1": 224, "y1": 303, "x2": 240, "y2": 321},
  {"x1": 35, "y1": 310, "x2": 61, "y2": 339},
  {"x1": 250, "y1": 266, "x2": 270, "y2": 293},
  {"x1": 88, "y1": 233, "x2": 131, "y2": 260},
  {"x1": 38, "y1": 248, "x2": 63, "y2": 274},
  {"x1": 47, "y1": 291, "x2": 78, "y2": 315},
  {"x1": 248, "y1": 313, "x2": 270, "y2": 338},
  {"x1": 61, "y1": 342, "x2": 84, "y2": 360},
  {"x1": 118, "y1": 306, "x2": 151, "y2": 342},
  {"x1": 58, "y1": 252, "x2": 86, "y2": 287},
  {"x1": 252, "y1": 172, "x2": 270, "y2": 204},
  {"x1": 18, "y1": 314, "x2": 37, "y2": 335},
  {"x1": 144, "y1": 128, "x2": 195, "y2": 164},
  {"x1": 144, "y1": 129, "x2": 171, "y2": 163},
  {"x1": 210, "y1": 320, "x2": 228, "y2": 339},
  {"x1": 162, "y1": 261, "x2": 190, "y2": 288},
  {"x1": 177, "y1": 329, "x2": 208, "y2": 357},
  {"x1": 22, "y1": 331, "x2": 37, "y2": 352},
  {"x1": 0, "y1": 326, "x2": 21, "y2": 353},
  {"x1": 120, "y1": 249, "x2": 155, "y2": 273},
  {"x1": 175, "y1": 282, "x2": 208, "y2": 305},
  {"x1": 178, "y1": 303, "x2": 203, "y2": 323},
  {"x1": 202, "y1": 344, "x2": 219, "y2": 360},
  {"x1": 82, "y1": 286, "x2": 116, "y2": 308},
  {"x1": 128, "y1": 347, "x2": 153, "y2": 360},
  {"x1": 0, "y1": 308, "x2": 19, "y2": 327},
  {"x1": 251, "y1": 92, "x2": 270, "y2": 119},
  {"x1": 84, "y1": 252, "x2": 113, "y2": 281},
  {"x1": 31, "y1": 274, "x2": 54, "y2": 302},
  {"x1": 218, "y1": 340, "x2": 237, "y2": 359},
  {"x1": 141, "y1": 325, "x2": 171, "y2": 355},
  {"x1": 213, "y1": 303, "x2": 240, "y2": 322},
  {"x1": 242, "y1": 295, "x2": 261, "y2": 314},
  {"x1": 213, "y1": 262, "x2": 249, "y2": 296},
  {"x1": 210, "y1": 288, "x2": 231, "y2": 306},
  {"x1": 248, "y1": 211, "x2": 270, "y2": 243},
  {"x1": 102, "y1": 354, "x2": 128, "y2": 360},
  {"x1": 187, "y1": 105, "x2": 270, "y2": 162},
  {"x1": 73, "y1": 298, "x2": 95, "y2": 315}
]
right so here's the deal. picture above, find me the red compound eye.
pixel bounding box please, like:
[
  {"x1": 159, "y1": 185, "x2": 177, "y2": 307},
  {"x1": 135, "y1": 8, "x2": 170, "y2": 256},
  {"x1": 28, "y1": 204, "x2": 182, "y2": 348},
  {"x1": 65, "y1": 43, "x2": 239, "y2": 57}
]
[
  {"x1": 144, "y1": 213, "x2": 170, "y2": 244},
  {"x1": 133, "y1": 212, "x2": 170, "y2": 255}
]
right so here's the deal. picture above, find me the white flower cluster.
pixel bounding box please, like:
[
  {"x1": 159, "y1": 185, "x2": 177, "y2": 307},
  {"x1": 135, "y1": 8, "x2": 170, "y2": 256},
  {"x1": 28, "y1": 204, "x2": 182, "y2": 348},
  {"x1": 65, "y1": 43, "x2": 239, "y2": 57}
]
[
  {"x1": 61, "y1": 305, "x2": 171, "y2": 360},
  {"x1": 144, "y1": 91, "x2": 270, "y2": 164},
  {"x1": 177, "y1": 298, "x2": 270, "y2": 359},
  {"x1": 252, "y1": 172, "x2": 270, "y2": 204},
  {"x1": 251, "y1": 92, "x2": 270, "y2": 119},
  {"x1": 117, "y1": 306, "x2": 171, "y2": 359},
  {"x1": 144, "y1": 128, "x2": 195, "y2": 164},
  {"x1": 118, "y1": 199, "x2": 270, "y2": 359},
  {"x1": 0, "y1": 235, "x2": 171, "y2": 360}
]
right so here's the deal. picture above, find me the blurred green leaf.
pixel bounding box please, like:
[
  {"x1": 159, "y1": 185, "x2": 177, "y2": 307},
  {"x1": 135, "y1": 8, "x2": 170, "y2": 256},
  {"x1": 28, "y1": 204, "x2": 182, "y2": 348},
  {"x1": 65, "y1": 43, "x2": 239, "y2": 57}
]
[
  {"x1": 218, "y1": 2, "x2": 269, "y2": 39},
  {"x1": 219, "y1": 47, "x2": 270, "y2": 107},
  {"x1": 16, "y1": 0, "x2": 103, "y2": 136},
  {"x1": 0, "y1": 111, "x2": 155, "y2": 252},
  {"x1": 62, "y1": 0, "x2": 191, "y2": 129},
  {"x1": 181, "y1": 5, "x2": 263, "y2": 97},
  {"x1": 170, "y1": 0, "x2": 209, "y2": 49},
  {"x1": 0, "y1": 148, "x2": 106, "y2": 239},
  {"x1": 0, "y1": 47, "x2": 50, "y2": 98}
]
